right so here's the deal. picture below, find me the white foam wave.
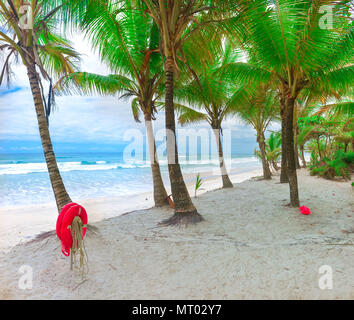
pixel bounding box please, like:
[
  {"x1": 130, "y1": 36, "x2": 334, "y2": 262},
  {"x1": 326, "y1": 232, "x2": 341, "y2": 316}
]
[
  {"x1": 0, "y1": 156, "x2": 258, "y2": 175},
  {"x1": 0, "y1": 161, "x2": 133, "y2": 175},
  {"x1": 157, "y1": 156, "x2": 258, "y2": 166}
]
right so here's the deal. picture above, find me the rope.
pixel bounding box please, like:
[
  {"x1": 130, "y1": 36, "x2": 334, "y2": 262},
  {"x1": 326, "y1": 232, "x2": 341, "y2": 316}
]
[{"x1": 69, "y1": 209, "x2": 88, "y2": 276}]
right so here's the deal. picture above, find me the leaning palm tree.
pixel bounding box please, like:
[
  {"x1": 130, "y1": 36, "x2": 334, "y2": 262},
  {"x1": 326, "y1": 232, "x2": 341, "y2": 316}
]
[
  {"x1": 58, "y1": 1, "x2": 169, "y2": 207},
  {"x1": 219, "y1": 0, "x2": 354, "y2": 207},
  {"x1": 0, "y1": 1, "x2": 80, "y2": 211}
]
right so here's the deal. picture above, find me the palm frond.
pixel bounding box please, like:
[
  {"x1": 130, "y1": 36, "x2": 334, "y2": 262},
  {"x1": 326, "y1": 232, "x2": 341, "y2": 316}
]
[
  {"x1": 315, "y1": 101, "x2": 354, "y2": 117},
  {"x1": 131, "y1": 97, "x2": 141, "y2": 123},
  {"x1": 176, "y1": 105, "x2": 209, "y2": 126},
  {"x1": 57, "y1": 72, "x2": 134, "y2": 96}
]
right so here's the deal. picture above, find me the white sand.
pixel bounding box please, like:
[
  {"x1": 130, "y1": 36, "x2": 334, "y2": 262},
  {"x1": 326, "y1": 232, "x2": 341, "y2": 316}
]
[
  {"x1": 0, "y1": 169, "x2": 353, "y2": 299},
  {"x1": 0, "y1": 168, "x2": 262, "y2": 252}
]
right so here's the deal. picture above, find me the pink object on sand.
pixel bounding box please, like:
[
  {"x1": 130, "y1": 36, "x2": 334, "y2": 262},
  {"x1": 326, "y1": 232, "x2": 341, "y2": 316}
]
[{"x1": 299, "y1": 206, "x2": 311, "y2": 215}]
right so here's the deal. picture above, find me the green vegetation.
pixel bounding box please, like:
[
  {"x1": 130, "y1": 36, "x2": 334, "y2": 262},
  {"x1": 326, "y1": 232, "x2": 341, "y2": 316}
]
[
  {"x1": 194, "y1": 173, "x2": 204, "y2": 198},
  {"x1": 297, "y1": 102, "x2": 354, "y2": 180},
  {"x1": 255, "y1": 132, "x2": 282, "y2": 173},
  {"x1": 309, "y1": 151, "x2": 354, "y2": 180}
]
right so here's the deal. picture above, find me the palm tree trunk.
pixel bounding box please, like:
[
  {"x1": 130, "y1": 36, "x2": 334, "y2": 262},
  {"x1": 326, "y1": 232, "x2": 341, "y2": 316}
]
[
  {"x1": 294, "y1": 133, "x2": 301, "y2": 169},
  {"x1": 280, "y1": 103, "x2": 289, "y2": 183},
  {"x1": 26, "y1": 62, "x2": 71, "y2": 212},
  {"x1": 212, "y1": 127, "x2": 233, "y2": 188},
  {"x1": 160, "y1": 57, "x2": 203, "y2": 225},
  {"x1": 272, "y1": 161, "x2": 280, "y2": 171},
  {"x1": 284, "y1": 97, "x2": 300, "y2": 207},
  {"x1": 317, "y1": 136, "x2": 322, "y2": 161},
  {"x1": 300, "y1": 145, "x2": 306, "y2": 168},
  {"x1": 257, "y1": 132, "x2": 272, "y2": 180},
  {"x1": 144, "y1": 113, "x2": 169, "y2": 207}
]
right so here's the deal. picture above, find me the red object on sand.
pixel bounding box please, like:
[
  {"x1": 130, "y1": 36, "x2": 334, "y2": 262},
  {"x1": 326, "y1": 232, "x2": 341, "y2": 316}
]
[
  {"x1": 299, "y1": 206, "x2": 311, "y2": 215},
  {"x1": 56, "y1": 203, "x2": 88, "y2": 256}
]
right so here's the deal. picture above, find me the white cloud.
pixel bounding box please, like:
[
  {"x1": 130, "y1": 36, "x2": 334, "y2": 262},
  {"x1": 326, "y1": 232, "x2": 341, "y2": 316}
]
[{"x1": 0, "y1": 34, "x2": 261, "y2": 152}]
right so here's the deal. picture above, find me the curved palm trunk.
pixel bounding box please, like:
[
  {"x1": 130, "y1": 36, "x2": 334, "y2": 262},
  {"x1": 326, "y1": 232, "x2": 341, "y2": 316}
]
[
  {"x1": 160, "y1": 58, "x2": 202, "y2": 225},
  {"x1": 144, "y1": 114, "x2": 169, "y2": 207},
  {"x1": 272, "y1": 161, "x2": 280, "y2": 171},
  {"x1": 257, "y1": 132, "x2": 272, "y2": 180},
  {"x1": 284, "y1": 97, "x2": 300, "y2": 207},
  {"x1": 26, "y1": 62, "x2": 71, "y2": 212},
  {"x1": 212, "y1": 127, "x2": 233, "y2": 188},
  {"x1": 280, "y1": 104, "x2": 289, "y2": 183}
]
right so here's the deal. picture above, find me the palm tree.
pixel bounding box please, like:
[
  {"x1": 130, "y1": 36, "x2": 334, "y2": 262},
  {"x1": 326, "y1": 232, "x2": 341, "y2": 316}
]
[
  {"x1": 296, "y1": 90, "x2": 354, "y2": 166},
  {"x1": 58, "y1": 1, "x2": 169, "y2": 207},
  {"x1": 297, "y1": 125, "x2": 314, "y2": 168},
  {"x1": 137, "y1": 0, "x2": 235, "y2": 224},
  {"x1": 219, "y1": 0, "x2": 353, "y2": 207},
  {"x1": 0, "y1": 1, "x2": 81, "y2": 211},
  {"x1": 233, "y1": 84, "x2": 279, "y2": 180},
  {"x1": 294, "y1": 95, "x2": 321, "y2": 168},
  {"x1": 172, "y1": 42, "x2": 245, "y2": 188},
  {"x1": 298, "y1": 100, "x2": 354, "y2": 162},
  {"x1": 265, "y1": 131, "x2": 282, "y2": 172},
  {"x1": 315, "y1": 99, "x2": 354, "y2": 154}
]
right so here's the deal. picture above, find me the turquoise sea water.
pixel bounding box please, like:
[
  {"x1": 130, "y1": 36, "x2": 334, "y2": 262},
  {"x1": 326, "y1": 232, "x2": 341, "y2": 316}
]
[{"x1": 0, "y1": 152, "x2": 261, "y2": 206}]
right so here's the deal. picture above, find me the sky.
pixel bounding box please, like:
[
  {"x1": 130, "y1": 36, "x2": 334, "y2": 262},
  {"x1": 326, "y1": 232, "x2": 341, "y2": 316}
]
[{"x1": 0, "y1": 34, "x2": 279, "y2": 156}]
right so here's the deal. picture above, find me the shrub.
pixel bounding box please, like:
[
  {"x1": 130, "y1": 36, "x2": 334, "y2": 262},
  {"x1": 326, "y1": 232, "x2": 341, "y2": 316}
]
[{"x1": 309, "y1": 151, "x2": 353, "y2": 180}]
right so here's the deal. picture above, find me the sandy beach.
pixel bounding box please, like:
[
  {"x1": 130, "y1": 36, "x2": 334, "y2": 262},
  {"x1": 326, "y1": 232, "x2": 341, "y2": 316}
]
[
  {"x1": 0, "y1": 168, "x2": 263, "y2": 252},
  {"x1": 0, "y1": 169, "x2": 353, "y2": 299}
]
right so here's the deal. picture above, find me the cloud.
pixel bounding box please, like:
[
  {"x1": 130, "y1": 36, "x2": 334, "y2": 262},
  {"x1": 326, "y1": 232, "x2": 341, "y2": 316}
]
[
  {"x1": 0, "y1": 33, "x2": 144, "y2": 148},
  {"x1": 0, "y1": 34, "x2": 263, "y2": 154}
]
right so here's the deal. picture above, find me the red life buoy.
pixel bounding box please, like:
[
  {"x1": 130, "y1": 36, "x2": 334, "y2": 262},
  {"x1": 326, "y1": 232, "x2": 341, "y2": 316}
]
[
  {"x1": 56, "y1": 203, "x2": 88, "y2": 256},
  {"x1": 56, "y1": 202, "x2": 78, "y2": 240}
]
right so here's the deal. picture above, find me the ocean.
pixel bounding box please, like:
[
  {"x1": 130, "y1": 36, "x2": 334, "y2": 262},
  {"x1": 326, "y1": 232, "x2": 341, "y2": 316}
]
[{"x1": 0, "y1": 152, "x2": 261, "y2": 207}]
